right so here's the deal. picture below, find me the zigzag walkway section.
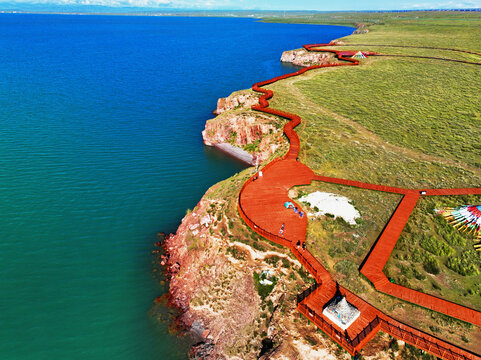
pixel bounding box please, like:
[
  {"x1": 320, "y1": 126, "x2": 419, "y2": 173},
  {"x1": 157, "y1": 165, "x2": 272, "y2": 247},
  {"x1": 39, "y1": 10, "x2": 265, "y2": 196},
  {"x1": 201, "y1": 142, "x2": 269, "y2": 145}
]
[
  {"x1": 360, "y1": 188, "x2": 481, "y2": 327},
  {"x1": 314, "y1": 176, "x2": 481, "y2": 326},
  {"x1": 237, "y1": 42, "x2": 481, "y2": 359}
]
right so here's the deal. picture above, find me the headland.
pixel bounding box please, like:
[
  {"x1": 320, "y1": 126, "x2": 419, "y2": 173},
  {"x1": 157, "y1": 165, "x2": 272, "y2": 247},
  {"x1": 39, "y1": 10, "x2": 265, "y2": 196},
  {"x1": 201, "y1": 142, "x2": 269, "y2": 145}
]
[{"x1": 157, "y1": 10, "x2": 481, "y2": 360}]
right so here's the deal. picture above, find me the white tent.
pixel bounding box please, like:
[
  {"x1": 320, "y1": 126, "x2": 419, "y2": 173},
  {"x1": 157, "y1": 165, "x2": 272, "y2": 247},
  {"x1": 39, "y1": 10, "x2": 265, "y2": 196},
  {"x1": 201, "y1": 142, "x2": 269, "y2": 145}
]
[
  {"x1": 352, "y1": 51, "x2": 367, "y2": 59},
  {"x1": 323, "y1": 296, "x2": 361, "y2": 330}
]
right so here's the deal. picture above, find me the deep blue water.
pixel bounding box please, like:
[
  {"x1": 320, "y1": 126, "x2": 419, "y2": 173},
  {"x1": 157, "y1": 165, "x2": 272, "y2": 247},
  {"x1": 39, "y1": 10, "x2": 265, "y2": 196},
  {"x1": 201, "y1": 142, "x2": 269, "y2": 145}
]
[{"x1": 0, "y1": 14, "x2": 352, "y2": 360}]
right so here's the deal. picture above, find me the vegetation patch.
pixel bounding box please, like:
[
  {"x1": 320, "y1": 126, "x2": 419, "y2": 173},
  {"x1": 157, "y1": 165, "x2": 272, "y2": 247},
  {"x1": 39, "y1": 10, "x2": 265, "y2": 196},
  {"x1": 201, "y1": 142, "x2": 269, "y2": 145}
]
[
  {"x1": 420, "y1": 235, "x2": 454, "y2": 257},
  {"x1": 243, "y1": 139, "x2": 261, "y2": 153},
  {"x1": 446, "y1": 251, "x2": 479, "y2": 276},
  {"x1": 227, "y1": 246, "x2": 247, "y2": 260},
  {"x1": 253, "y1": 271, "x2": 278, "y2": 300},
  {"x1": 264, "y1": 255, "x2": 290, "y2": 268},
  {"x1": 386, "y1": 194, "x2": 481, "y2": 311}
]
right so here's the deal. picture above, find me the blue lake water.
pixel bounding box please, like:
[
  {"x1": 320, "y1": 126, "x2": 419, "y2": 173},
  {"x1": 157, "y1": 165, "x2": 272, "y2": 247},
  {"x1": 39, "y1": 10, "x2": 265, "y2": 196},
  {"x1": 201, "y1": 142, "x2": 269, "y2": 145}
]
[{"x1": 0, "y1": 14, "x2": 352, "y2": 359}]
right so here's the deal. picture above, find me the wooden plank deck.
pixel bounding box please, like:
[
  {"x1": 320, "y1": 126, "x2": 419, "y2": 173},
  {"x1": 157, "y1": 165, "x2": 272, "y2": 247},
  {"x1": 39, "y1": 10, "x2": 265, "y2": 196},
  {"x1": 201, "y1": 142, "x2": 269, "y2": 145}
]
[{"x1": 239, "y1": 160, "x2": 314, "y2": 244}]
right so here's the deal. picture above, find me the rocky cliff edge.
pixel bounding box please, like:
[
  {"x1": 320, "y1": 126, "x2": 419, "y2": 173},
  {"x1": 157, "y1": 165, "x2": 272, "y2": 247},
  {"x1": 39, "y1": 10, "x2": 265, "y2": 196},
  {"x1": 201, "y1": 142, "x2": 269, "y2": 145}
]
[
  {"x1": 202, "y1": 90, "x2": 287, "y2": 166},
  {"x1": 155, "y1": 174, "x2": 360, "y2": 360}
]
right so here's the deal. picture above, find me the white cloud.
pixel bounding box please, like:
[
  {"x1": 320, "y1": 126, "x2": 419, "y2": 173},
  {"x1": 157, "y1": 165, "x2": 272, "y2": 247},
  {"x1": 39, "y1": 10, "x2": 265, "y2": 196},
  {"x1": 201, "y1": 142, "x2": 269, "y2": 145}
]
[
  {"x1": 6, "y1": 0, "x2": 241, "y2": 8},
  {"x1": 3, "y1": 0, "x2": 480, "y2": 9},
  {"x1": 406, "y1": 0, "x2": 480, "y2": 8}
]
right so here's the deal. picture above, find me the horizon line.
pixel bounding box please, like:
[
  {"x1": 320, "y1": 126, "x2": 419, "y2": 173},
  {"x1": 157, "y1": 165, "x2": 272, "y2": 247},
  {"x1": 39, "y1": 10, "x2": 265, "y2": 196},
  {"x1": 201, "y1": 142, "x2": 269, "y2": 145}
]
[{"x1": 1, "y1": 7, "x2": 481, "y2": 13}]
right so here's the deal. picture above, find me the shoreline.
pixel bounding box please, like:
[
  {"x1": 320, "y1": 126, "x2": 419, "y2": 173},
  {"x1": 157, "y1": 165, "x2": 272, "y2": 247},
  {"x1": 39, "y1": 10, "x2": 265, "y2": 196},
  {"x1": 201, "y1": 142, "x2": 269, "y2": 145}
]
[
  {"x1": 211, "y1": 143, "x2": 254, "y2": 166},
  {"x1": 161, "y1": 27, "x2": 358, "y2": 360},
  {"x1": 162, "y1": 35, "x2": 350, "y2": 359}
]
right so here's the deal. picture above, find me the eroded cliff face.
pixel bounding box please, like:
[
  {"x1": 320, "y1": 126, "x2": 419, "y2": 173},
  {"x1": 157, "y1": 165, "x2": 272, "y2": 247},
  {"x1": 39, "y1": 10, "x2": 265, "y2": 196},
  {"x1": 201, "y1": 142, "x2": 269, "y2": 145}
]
[
  {"x1": 280, "y1": 48, "x2": 332, "y2": 67},
  {"x1": 353, "y1": 23, "x2": 369, "y2": 34},
  {"x1": 163, "y1": 196, "x2": 261, "y2": 359},
  {"x1": 157, "y1": 176, "x2": 359, "y2": 360},
  {"x1": 203, "y1": 91, "x2": 286, "y2": 165},
  {"x1": 203, "y1": 112, "x2": 284, "y2": 165},
  {"x1": 213, "y1": 91, "x2": 259, "y2": 115}
]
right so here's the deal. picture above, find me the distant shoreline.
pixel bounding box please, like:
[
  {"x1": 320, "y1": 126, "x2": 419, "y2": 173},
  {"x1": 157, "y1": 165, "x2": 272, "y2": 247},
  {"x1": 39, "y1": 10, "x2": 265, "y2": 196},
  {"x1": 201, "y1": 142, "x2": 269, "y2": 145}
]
[{"x1": 0, "y1": 11, "x2": 262, "y2": 17}]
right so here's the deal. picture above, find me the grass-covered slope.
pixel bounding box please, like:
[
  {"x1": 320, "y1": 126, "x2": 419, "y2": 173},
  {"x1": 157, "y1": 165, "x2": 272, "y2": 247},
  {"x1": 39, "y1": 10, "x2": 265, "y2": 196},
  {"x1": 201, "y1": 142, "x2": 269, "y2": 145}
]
[{"x1": 296, "y1": 59, "x2": 481, "y2": 169}]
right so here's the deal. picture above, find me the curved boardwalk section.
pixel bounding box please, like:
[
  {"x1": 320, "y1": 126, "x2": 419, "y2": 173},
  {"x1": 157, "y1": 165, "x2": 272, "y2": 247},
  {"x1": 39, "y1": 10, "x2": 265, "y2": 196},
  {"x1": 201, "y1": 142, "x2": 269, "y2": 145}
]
[{"x1": 237, "y1": 42, "x2": 481, "y2": 359}]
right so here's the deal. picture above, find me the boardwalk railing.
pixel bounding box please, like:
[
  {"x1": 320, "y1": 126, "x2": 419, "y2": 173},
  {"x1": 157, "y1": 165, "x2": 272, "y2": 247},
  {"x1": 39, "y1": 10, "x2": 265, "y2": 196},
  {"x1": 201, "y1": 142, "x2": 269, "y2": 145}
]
[
  {"x1": 381, "y1": 320, "x2": 475, "y2": 360},
  {"x1": 350, "y1": 316, "x2": 381, "y2": 349},
  {"x1": 299, "y1": 300, "x2": 383, "y2": 355},
  {"x1": 237, "y1": 159, "x2": 293, "y2": 248},
  {"x1": 299, "y1": 299, "x2": 479, "y2": 359},
  {"x1": 298, "y1": 303, "x2": 355, "y2": 354},
  {"x1": 291, "y1": 247, "x2": 320, "y2": 280},
  {"x1": 237, "y1": 200, "x2": 292, "y2": 248},
  {"x1": 296, "y1": 282, "x2": 320, "y2": 304}
]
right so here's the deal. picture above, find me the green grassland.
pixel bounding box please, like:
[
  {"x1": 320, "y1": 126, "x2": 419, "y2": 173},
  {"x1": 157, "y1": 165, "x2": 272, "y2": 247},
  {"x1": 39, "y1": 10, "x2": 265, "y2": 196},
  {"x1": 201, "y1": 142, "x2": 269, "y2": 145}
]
[
  {"x1": 267, "y1": 61, "x2": 480, "y2": 188},
  {"x1": 295, "y1": 58, "x2": 481, "y2": 169},
  {"x1": 255, "y1": 11, "x2": 481, "y2": 352},
  {"x1": 385, "y1": 195, "x2": 481, "y2": 310},
  {"x1": 263, "y1": 11, "x2": 481, "y2": 41}
]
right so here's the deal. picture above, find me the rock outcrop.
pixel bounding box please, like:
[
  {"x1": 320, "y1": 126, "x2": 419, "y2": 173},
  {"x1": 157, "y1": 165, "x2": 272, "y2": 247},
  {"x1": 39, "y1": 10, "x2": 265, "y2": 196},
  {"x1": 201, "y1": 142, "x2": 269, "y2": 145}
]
[
  {"x1": 162, "y1": 194, "x2": 259, "y2": 359},
  {"x1": 203, "y1": 102, "x2": 286, "y2": 165},
  {"x1": 280, "y1": 48, "x2": 332, "y2": 67},
  {"x1": 353, "y1": 23, "x2": 369, "y2": 34},
  {"x1": 214, "y1": 91, "x2": 259, "y2": 115}
]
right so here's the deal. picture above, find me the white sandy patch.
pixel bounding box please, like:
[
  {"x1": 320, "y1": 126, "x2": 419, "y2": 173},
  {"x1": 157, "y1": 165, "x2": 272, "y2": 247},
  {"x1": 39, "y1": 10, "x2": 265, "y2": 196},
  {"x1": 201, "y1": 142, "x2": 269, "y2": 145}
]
[{"x1": 299, "y1": 191, "x2": 360, "y2": 225}]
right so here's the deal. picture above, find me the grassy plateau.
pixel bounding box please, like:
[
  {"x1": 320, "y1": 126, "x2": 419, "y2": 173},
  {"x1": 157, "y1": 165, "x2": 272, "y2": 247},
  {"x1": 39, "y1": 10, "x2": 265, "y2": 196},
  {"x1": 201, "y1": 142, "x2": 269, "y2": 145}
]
[{"x1": 259, "y1": 10, "x2": 481, "y2": 354}]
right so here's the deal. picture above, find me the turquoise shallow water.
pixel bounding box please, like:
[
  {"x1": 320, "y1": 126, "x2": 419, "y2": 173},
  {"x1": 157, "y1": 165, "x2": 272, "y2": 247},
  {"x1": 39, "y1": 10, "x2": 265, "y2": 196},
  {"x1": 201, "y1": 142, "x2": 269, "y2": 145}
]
[{"x1": 0, "y1": 14, "x2": 353, "y2": 359}]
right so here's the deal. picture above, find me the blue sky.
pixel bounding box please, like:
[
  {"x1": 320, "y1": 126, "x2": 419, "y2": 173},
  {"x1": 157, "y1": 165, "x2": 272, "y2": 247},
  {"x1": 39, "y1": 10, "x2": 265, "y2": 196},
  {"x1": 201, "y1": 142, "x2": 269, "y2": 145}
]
[{"x1": 1, "y1": 0, "x2": 480, "y2": 10}]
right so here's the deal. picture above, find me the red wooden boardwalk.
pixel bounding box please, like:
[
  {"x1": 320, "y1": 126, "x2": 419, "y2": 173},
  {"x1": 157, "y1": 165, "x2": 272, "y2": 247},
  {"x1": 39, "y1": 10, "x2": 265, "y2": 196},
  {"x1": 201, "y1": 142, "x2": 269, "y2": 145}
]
[{"x1": 237, "y1": 42, "x2": 481, "y2": 359}]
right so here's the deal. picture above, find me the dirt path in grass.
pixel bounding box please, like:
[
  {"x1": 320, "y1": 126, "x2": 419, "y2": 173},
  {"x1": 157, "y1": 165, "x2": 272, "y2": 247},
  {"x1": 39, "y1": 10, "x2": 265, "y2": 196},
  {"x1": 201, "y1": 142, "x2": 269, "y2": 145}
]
[{"x1": 230, "y1": 241, "x2": 302, "y2": 268}]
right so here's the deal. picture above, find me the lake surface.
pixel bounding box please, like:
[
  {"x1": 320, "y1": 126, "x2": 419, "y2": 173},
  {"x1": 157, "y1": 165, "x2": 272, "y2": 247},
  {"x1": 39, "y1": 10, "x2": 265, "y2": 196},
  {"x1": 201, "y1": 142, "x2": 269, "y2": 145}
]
[{"x1": 0, "y1": 14, "x2": 352, "y2": 360}]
